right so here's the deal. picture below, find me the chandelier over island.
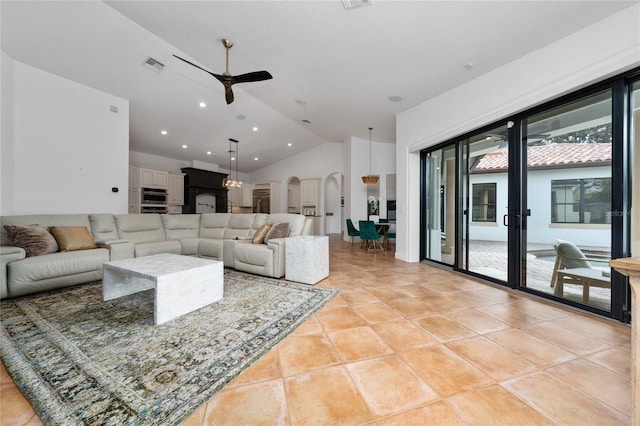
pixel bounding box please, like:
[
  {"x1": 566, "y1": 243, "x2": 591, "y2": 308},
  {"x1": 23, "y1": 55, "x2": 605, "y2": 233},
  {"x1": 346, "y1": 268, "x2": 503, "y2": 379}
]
[{"x1": 222, "y1": 138, "x2": 244, "y2": 188}]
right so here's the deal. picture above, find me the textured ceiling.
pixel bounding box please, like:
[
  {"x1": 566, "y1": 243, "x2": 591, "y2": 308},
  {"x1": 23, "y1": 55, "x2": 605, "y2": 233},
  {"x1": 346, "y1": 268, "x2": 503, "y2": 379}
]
[{"x1": 2, "y1": 1, "x2": 636, "y2": 173}]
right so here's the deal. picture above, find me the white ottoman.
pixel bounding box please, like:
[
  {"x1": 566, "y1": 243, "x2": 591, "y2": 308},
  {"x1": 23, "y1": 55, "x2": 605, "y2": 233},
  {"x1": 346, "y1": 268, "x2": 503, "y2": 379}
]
[{"x1": 285, "y1": 236, "x2": 329, "y2": 285}]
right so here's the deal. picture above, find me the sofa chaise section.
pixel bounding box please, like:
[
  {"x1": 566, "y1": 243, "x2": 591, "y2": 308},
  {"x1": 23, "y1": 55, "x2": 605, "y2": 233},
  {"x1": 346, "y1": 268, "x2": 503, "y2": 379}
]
[
  {"x1": 1, "y1": 214, "x2": 109, "y2": 299},
  {"x1": 233, "y1": 213, "x2": 307, "y2": 278}
]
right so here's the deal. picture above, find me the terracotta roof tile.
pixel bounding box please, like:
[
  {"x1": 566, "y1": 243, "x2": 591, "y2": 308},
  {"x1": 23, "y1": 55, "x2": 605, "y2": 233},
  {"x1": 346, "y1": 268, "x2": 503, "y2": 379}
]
[{"x1": 472, "y1": 143, "x2": 612, "y2": 172}]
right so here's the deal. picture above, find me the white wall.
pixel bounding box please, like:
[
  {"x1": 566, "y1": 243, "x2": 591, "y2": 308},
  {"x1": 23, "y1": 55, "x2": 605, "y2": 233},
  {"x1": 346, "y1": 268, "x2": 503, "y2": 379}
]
[
  {"x1": 249, "y1": 142, "x2": 345, "y2": 215},
  {"x1": 396, "y1": 5, "x2": 640, "y2": 262},
  {"x1": 1, "y1": 54, "x2": 129, "y2": 215},
  {"x1": 347, "y1": 136, "x2": 396, "y2": 235},
  {"x1": 468, "y1": 166, "x2": 611, "y2": 247}
]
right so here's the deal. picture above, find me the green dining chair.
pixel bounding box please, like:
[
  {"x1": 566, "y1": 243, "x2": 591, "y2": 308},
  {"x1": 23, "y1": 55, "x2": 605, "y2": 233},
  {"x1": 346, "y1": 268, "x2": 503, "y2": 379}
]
[
  {"x1": 359, "y1": 220, "x2": 384, "y2": 252},
  {"x1": 346, "y1": 219, "x2": 360, "y2": 246}
]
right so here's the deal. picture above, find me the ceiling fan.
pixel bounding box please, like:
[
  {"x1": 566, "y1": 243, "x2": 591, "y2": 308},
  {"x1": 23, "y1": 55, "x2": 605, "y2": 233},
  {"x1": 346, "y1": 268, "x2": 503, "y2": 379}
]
[{"x1": 173, "y1": 39, "x2": 272, "y2": 105}]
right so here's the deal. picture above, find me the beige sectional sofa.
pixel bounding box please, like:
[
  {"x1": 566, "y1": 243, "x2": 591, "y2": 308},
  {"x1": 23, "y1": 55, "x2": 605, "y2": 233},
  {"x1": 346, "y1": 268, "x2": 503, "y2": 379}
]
[{"x1": 1, "y1": 212, "x2": 311, "y2": 299}]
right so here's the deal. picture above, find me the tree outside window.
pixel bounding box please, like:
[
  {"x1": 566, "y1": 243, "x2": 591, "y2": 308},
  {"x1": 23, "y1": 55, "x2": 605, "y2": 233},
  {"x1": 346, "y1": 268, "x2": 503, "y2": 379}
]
[
  {"x1": 551, "y1": 177, "x2": 611, "y2": 224},
  {"x1": 472, "y1": 183, "x2": 496, "y2": 222}
]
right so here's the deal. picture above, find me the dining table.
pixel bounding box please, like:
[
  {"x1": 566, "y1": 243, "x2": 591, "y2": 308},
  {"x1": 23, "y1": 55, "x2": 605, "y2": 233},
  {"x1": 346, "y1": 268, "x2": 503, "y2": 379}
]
[{"x1": 374, "y1": 222, "x2": 391, "y2": 250}]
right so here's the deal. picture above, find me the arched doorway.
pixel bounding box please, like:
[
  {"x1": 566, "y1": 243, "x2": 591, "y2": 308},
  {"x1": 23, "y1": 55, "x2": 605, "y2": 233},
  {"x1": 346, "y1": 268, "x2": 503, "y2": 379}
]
[{"x1": 324, "y1": 173, "x2": 343, "y2": 234}]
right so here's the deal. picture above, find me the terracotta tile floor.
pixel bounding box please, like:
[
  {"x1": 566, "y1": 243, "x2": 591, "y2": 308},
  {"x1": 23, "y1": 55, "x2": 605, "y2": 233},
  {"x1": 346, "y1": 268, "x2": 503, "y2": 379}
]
[{"x1": 0, "y1": 235, "x2": 632, "y2": 425}]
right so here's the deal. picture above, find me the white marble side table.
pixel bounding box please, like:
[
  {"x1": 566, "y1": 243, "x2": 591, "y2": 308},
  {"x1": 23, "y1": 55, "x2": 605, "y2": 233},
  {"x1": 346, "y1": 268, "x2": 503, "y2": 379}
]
[
  {"x1": 285, "y1": 236, "x2": 329, "y2": 285},
  {"x1": 103, "y1": 253, "x2": 223, "y2": 324}
]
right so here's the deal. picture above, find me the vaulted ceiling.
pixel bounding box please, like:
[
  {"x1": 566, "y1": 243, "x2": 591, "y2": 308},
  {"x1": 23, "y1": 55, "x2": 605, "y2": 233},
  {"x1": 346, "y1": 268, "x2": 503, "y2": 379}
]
[{"x1": 2, "y1": 1, "x2": 635, "y2": 173}]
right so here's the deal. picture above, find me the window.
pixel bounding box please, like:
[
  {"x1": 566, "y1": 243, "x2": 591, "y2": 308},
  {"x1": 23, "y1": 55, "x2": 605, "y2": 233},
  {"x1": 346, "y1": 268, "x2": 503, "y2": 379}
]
[
  {"x1": 551, "y1": 178, "x2": 611, "y2": 223},
  {"x1": 472, "y1": 183, "x2": 496, "y2": 222}
]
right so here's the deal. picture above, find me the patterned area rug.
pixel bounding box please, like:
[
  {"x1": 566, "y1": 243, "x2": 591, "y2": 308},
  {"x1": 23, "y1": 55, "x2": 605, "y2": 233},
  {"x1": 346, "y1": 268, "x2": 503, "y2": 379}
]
[{"x1": 1, "y1": 270, "x2": 337, "y2": 425}]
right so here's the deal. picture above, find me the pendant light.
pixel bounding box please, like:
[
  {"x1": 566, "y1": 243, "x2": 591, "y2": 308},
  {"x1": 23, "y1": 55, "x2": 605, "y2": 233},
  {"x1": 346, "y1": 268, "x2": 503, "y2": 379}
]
[
  {"x1": 361, "y1": 127, "x2": 379, "y2": 184},
  {"x1": 223, "y1": 138, "x2": 244, "y2": 188}
]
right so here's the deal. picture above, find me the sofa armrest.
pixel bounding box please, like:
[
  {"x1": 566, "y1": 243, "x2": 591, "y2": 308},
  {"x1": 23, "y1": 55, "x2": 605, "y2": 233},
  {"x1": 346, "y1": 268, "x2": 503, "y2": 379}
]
[
  {"x1": 1, "y1": 246, "x2": 26, "y2": 299},
  {"x1": 97, "y1": 239, "x2": 134, "y2": 261},
  {"x1": 267, "y1": 238, "x2": 286, "y2": 278}
]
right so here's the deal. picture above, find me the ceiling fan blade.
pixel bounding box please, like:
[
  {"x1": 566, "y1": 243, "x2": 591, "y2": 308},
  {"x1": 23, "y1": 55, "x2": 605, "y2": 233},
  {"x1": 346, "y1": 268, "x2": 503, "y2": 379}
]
[
  {"x1": 225, "y1": 85, "x2": 234, "y2": 104},
  {"x1": 172, "y1": 54, "x2": 219, "y2": 78},
  {"x1": 231, "y1": 71, "x2": 273, "y2": 84}
]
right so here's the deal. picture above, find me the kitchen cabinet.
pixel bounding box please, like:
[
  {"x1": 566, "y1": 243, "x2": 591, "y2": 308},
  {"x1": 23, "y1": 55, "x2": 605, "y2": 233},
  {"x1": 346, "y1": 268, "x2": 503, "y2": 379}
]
[
  {"x1": 300, "y1": 179, "x2": 319, "y2": 209},
  {"x1": 228, "y1": 183, "x2": 253, "y2": 207},
  {"x1": 168, "y1": 173, "x2": 184, "y2": 205},
  {"x1": 241, "y1": 184, "x2": 253, "y2": 207},
  {"x1": 128, "y1": 189, "x2": 139, "y2": 213},
  {"x1": 140, "y1": 168, "x2": 169, "y2": 189},
  {"x1": 129, "y1": 165, "x2": 140, "y2": 189}
]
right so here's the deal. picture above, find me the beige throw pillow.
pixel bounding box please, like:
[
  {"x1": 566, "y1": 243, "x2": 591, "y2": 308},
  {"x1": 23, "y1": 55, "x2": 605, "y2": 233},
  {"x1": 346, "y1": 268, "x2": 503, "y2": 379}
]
[
  {"x1": 264, "y1": 222, "x2": 289, "y2": 243},
  {"x1": 3, "y1": 224, "x2": 59, "y2": 257},
  {"x1": 252, "y1": 222, "x2": 273, "y2": 244},
  {"x1": 50, "y1": 226, "x2": 97, "y2": 251}
]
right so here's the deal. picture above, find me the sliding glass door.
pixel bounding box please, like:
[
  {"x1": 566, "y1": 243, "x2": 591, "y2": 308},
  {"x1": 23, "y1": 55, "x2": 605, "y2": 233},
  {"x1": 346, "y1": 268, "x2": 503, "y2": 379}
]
[
  {"x1": 460, "y1": 125, "x2": 510, "y2": 282},
  {"x1": 422, "y1": 146, "x2": 455, "y2": 266},
  {"x1": 521, "y1": 91, "x2": 613, "y2": 311},
  {"x1": 420, "y1": 67, "x2": 637, "y2": 321}
]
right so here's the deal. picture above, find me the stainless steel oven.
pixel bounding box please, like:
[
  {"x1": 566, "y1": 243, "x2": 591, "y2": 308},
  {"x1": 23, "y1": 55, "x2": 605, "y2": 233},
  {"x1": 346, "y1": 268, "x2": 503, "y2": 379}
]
[{"x1": 141, "y1": 187, "x2": 167, "y2": 205}]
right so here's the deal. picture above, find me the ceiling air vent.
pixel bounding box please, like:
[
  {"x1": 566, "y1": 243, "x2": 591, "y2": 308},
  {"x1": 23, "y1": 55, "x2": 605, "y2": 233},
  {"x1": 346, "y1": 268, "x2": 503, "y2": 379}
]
[
  {"x1": 143, "y1": 57, "x2": 164, "y2": 73},
  {"x1": 342, "y1": 0, "x2": 371, "y2": 9}
]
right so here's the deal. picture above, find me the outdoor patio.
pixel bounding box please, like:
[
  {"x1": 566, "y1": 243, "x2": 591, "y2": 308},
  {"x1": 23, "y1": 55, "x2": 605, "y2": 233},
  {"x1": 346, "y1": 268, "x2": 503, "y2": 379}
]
[{"x1": 439, "y1": 240, "x2": 611, "y2": 311}]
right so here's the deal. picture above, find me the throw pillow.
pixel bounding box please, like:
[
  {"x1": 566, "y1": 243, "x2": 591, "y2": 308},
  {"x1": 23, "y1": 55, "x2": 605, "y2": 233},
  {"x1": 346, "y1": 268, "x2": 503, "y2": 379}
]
[
  {"x1": 3, "y1": 224, "x2": 59, "y2": 257},
  {"x1": 252, "y1": 222, "x2": 273, "y2": 244},
  {"x1": 264, "y1": 222, "x2": 289, "y2": 243},
  {"x1": 50, "y1": 226, "x2": 97, "y2": 251}
]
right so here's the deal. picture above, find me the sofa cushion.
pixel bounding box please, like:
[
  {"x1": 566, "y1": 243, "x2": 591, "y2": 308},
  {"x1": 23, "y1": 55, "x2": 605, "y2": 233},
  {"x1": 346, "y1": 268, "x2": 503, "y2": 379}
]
[
  {"x1": 115, "y1": 214, "x2": 166, "y2": 243},
  {"x1": 3, "y1": 224, "x2": 59, "y2": 257},
  {"x1": 198, "y1": 239, "x2": 224, "y2": 260},
  {"x1": 252, "y1": 223, "x2": 272, "y2": 244},
  {"x1": 50, "y1": 226, "x2": 97, "y2": 251},
  {"x1": 234, "y1": 242, "x2": 274, "y2": 273},
  {"x1": 178, "y1": 238, "x2": 201, "y2": 256},
  {"x1": 250, "y1": 214, "x2": 268, "y2": 233},
  {"x1": 162, "y1": 214, "x2": 201, "y2": 240},
  {"x1": 199, "y1": 213, "x2": 231, "y2": 239},
  {"x1": 89, "y1": 214, "x2": 119, "y2": 243},
  {"x1": 134, "y1": 240, "x2": 182, "y2": 257},
  {"x1": 223, "y1": 214, "x2": 259, "y2": 239},
  {"x1": 264, "y1": 223, "x2": 289, "y2": 243},
  {"x1": 7, "y1": 248, "x2": 109, "y2": 286}
]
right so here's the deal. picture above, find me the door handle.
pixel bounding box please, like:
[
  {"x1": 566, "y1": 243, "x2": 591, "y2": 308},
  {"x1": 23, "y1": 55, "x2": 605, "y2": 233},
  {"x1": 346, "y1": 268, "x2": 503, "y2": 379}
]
[{"x1": 503, "y1": 214, "x2": 509, "y2": 226}]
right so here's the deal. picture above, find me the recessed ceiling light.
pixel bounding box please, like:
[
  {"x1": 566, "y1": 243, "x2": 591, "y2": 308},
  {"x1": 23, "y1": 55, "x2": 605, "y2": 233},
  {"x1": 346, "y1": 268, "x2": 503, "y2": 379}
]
[
  {"x1": 182, "y1": 145, "x2": 187, "y2": 149},
  {"x1": 207, "y1": 151, "x2": 212, "y2": 155},
  {"x1": 231, "y1": 157, "x2": 236, "y2": 161},
  {"x1": 287, "y1": 142, "x2": 292, "y2": 147},
  {"x1": 388, "y1": 95, "x2": 402, "y2": 102},
  {"x1": 464, "y1": 62, "x2": 475, "y2": 69},
  {"x1": 254, "y1": 157, "x2": 259, "y2": 161},
  {"x1": 161, "y1": 130, "x2": 167, "y2": 135},
  {"x1": 252, "y1": 127, "x2": 258, "y2": 131},
  {"x1": 199, "y1": 102, "x2": 206, "y2": 108},
  {"x1": 236, "y1": 114, "x2": 246, "y2": 120}
]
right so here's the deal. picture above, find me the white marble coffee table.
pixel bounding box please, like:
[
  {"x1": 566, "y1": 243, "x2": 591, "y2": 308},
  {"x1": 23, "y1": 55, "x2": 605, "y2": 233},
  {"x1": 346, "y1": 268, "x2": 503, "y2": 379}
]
[
  {"x1": 285, "y1": 236, "x2": 329, "y2": 285},
  {"x1": 103, "y1": 253, "x2": 223, "y2": 324}
]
